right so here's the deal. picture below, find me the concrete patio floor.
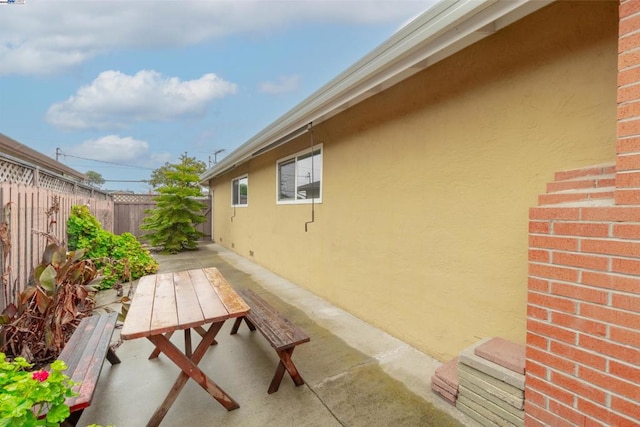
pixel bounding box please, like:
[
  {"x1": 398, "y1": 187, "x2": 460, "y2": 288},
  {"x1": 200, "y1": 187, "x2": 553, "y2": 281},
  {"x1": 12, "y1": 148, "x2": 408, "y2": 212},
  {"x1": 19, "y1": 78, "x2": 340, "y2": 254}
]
[{"x1": 80, "y1": 243, "x2": 479, "y2": 426}]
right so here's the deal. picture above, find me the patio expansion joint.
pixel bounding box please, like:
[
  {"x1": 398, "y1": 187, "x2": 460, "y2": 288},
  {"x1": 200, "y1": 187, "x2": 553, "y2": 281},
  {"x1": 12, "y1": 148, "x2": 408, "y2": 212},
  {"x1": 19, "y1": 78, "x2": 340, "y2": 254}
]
[
  {"x1": 312, "y1": 358, "x2": 379, "y2": 389},
  {"x1": 306, "y1": 383, "x2": 349, "y2": 427},
  {"x1": 373, "y1": 343, "x2": 411, "y2": 362}
]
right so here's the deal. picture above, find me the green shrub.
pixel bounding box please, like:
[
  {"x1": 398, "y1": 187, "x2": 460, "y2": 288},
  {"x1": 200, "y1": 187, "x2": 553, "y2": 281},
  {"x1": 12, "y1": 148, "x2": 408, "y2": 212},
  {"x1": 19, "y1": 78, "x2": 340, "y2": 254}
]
[
  {"x1": 67, "y1": 205, "x2": 158, "y2": 289},
  {"x1": 0, "y1": 354, "x2": 77, "y2": 426}
]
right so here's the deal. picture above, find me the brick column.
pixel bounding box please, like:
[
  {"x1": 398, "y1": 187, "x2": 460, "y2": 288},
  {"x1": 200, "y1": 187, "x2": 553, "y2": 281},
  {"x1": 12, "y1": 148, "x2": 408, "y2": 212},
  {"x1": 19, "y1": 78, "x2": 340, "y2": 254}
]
[
  {"x1": 525, "y1": 2, "x2": 640, "y2": 426},
  {"x1": 616, "y1": 0, "x2": 640, "y2": 205}
]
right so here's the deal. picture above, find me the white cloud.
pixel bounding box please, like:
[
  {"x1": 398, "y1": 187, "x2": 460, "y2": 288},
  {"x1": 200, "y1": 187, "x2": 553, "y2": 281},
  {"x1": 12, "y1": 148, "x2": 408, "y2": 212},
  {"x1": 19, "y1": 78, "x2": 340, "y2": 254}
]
[
  {"x1": 0, "y1": 1, "x2": 433, "y2": 76},
  {"x1": 46, "y1": 70, "x2": 237, "y2": 130},
  {"x1": 66, "y1": 135, "x2": 149, "y2": 163},
  {"x1": 259, "y1": 75, "x2": 301, "y2": 95}
]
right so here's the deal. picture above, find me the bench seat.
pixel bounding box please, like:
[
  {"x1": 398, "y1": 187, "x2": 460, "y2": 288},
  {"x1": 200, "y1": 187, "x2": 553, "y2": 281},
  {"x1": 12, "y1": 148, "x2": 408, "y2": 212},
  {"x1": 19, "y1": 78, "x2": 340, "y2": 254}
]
[
  {"x1": 56, "y1": 312, "x2": 121, "y2": 426},
  {"x1": 230, "y1": 288, "x2": 310, "y2": 393}
]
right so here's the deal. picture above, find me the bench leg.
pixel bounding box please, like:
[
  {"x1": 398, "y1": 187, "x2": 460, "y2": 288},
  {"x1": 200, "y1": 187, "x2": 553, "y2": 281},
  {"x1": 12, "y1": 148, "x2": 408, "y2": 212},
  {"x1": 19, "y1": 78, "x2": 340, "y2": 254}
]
[
  {"x1": 106, "y1": 347, "x2": 121, "y2": 365},
  {"x1": 268, "y1": 347, "x2": 305, "y2": 394},
  {"x1": 61, "y1": 409, "x2": 84, "y2": 427},
  {"x1": 230, "y1": 317, "x2": 256, "y2": 335}
]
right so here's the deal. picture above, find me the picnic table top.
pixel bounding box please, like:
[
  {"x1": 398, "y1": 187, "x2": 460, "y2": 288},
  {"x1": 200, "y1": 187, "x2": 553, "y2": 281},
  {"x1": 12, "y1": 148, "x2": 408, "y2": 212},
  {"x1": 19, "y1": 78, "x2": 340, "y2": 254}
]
[{"x1": 121, "y1": 267, "x2": 250, "y2": 340}]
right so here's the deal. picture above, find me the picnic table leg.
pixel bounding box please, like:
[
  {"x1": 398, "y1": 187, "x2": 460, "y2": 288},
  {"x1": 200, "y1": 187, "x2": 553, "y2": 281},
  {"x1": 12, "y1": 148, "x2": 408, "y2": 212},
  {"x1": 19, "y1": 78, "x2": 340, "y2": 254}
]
[
  {"x1": 149, "y1": 328, "x2": 216, "y2": 360},
  {"x1": 148, "y1": 331, "x2": 174, "y2": 359},
  {"x1": 268, "y1": 347, "x2": 305, "y2": 394},
  {"x1": 145, "y1": 322, "x2": 238, "y2": 427},
  {"x1": 195, "y1": 326, "x2": 217, "y2": 345}
]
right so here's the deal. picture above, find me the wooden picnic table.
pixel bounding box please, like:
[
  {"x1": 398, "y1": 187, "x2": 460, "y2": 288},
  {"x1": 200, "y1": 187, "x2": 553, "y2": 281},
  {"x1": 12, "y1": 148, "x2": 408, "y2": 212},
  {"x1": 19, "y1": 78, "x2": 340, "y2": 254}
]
[{"x1": 121, "y1": 267, "x2": 250, "y2": 427}]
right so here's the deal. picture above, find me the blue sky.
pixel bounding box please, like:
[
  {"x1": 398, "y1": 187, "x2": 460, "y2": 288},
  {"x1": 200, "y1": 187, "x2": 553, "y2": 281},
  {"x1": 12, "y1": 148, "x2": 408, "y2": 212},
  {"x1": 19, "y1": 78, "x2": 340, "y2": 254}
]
[{"x1": 0, "y1": 0, "x2": 435, "y2": 192}]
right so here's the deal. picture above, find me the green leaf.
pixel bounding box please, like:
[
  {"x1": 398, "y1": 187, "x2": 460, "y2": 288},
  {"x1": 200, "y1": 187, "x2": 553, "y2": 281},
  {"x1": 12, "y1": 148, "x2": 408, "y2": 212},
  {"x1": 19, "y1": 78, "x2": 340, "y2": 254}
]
[
  {"x1": 50, "y1": 246, "x2": 67, "y2": 267},
  {"x1": 45, "y1": 401, "x2": 71, "y2": 423},
  {"x1": 38, "y1": 265, "x2": 57, "y2": 293}
]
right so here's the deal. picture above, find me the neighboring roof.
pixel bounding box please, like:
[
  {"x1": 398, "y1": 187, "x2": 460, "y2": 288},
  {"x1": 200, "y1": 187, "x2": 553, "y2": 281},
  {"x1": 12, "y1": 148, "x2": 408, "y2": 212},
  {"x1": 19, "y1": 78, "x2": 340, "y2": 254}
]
[
  {"x1": 201, "y1": 0, "x2": 552, "y2": 183},
  {"x1": 0, "y1": 132, "x2": 87, "y2": 180}
]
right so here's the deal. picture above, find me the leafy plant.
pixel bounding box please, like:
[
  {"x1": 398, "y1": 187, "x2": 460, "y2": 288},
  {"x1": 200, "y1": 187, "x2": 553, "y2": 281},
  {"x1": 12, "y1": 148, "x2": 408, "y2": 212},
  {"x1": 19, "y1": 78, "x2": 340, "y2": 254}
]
[
  {"x1": 67, "y1": 205, "x2": 158, "y2": 290},
  {"x1": 84, "y1": 171, "x2": 105, "y2": 188},
  {"x1": 0, "y1": 353, "x2": 77, "y2": 427},
  {"x1": 141, "y1": 153, "x2": 207, "y2": 254},
  {"x1": 148, "y1": 157, "x2": 206, "y2": 189},
  {"x1": 0, "y1": 236, "x2": 96, "y2": 366}
]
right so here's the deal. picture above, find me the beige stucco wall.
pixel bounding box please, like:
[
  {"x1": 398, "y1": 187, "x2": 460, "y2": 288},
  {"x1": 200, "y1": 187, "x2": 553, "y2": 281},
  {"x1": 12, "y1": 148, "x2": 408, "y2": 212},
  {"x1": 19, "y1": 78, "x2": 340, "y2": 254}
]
[{"x1": 209, "y1": 1, "x2": 618, "y2": 361}]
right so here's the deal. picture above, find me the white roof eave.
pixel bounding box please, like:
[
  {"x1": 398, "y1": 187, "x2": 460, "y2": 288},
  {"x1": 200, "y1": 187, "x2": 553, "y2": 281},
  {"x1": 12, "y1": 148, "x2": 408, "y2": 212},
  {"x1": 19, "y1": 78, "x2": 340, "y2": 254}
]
[{"x1": 200, "y1": 0, "x2": 551, "y2": 184}]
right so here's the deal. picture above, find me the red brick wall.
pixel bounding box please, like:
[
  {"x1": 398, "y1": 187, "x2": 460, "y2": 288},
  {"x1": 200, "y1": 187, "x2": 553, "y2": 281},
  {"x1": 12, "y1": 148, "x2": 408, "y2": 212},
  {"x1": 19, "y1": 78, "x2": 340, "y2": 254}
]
[
  {"x1": 617, "y1": 0, "x2": 640, "y2": 206},
  {"x1": 525, "y1": 2, "x2": 640, "y2": 426}
]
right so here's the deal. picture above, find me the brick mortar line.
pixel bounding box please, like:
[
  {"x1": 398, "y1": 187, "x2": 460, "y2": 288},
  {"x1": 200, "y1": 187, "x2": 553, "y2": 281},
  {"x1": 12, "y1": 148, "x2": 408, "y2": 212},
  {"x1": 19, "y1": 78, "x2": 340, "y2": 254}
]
[
  {"x1": 553, "y1": 400, "x2": 609, "y2": 427},
  {"x1": 531, "y1": 229, "x2": 640, "y2": 239},
  {"x1": 528, "y1": 285, "x2": 640, "y2": 317},
  {"x1": 529, "y1": 257, "x2": 640, "y2": 282},
  {"x1": 527, "y1": 278, "x2": 639, "y2": 300},
  {"x1": 526, "y1": 302, "x2": 640, "y2": 361},
  {"x1": 530, "y1": 241, "x2": 640, "y2": 259},
  {"x1": 526, "y1": 363, "x2": 639, "y2": 424},
  {"x1": 618, "y1": 133, "x2": 640, "y2": 140},
  {"x1": 526, "y1": 348, "x2": 638, "y2": 401}
]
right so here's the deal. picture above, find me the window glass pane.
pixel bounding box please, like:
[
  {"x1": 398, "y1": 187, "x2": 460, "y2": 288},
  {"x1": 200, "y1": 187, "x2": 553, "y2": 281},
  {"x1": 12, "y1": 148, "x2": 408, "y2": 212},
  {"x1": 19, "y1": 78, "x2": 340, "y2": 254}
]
[
  {"x1": 238, "y1": 176, "x2": 248, "y2": 205},
  {"x1": 232, "y1": 179, "x2": 239, "y2": 205},
  {"x1": 232, "y1": 176, "x2": 248, "y2": 206},
  {"x1": 278, "y1": 160, "x2": 295, "y2": 200},
  {"x1": 296, "y1": 149, "x2": 321, "y2": 200}
]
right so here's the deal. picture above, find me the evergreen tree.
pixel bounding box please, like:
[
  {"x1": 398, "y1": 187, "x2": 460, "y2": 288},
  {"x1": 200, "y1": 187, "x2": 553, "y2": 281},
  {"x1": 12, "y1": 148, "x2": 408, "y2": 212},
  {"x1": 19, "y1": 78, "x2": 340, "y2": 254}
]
[
  {"x1": 141, "y1": 153, "x2": 207, "y2": 253},
  {"x1": 85, "y1": 170, "x2": 105, "y2": 188}
]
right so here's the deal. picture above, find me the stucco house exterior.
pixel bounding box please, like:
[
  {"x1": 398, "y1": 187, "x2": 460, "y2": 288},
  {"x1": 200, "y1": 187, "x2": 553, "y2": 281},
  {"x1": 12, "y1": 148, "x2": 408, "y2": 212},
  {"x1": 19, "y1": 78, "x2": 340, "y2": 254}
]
[{"x1": 202, "y1": 1, "x2": 640, "y2": 425}]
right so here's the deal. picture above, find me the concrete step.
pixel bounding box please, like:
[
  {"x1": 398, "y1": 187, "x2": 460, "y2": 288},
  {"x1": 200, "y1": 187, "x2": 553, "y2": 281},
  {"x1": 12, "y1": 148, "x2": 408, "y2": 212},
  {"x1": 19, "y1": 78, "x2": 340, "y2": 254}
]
[
  {"x1": 431, "y1": 356, "x2": 459, "y2": 405},
  {"x1": 458, "y1": 369, "x2": 524, "y2": 410},
  {"x1": 474, "y1": 337, "x2": 525, "y2": 375},
  {"x1": 457, "y1": 389, "x2": 524, "y2": 427},
  {"x1": 459, "y1": 385, "x2": 525, "y2": 421},
  {"x1": 458, "y1": 338, "x2": 525, "y2": 391},
  {"x1": 458, "y1": 363, "x2": 524, "y2": 399}
]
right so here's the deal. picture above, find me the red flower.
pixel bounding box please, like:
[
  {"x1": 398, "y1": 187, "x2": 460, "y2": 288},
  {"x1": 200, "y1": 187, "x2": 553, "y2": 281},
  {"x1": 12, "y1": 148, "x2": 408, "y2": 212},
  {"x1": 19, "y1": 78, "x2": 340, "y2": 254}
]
[{"x1": 32, "y1": 370, "x2": 49, "y2": 382}]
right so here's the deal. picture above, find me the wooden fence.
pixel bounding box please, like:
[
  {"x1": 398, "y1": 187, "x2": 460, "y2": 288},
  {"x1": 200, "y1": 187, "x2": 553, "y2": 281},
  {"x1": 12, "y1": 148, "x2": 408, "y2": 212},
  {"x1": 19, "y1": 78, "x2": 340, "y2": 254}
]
[
  {"x1": 0, "y1": 153, "x2": 213, "y2": 311},
  {"x1": 0, "y1": 154, "x2": 113, "y2": 311},
  {"x1": 113, "y1": 193, "x2": 212, "y2": 240}
]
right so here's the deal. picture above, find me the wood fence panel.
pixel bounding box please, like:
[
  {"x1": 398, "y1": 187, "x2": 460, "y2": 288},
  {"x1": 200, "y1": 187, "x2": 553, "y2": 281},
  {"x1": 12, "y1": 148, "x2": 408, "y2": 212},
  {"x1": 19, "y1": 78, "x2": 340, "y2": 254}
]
[
  {"x1": 113, "y1": 200, "x2": 155, "y2": 237},
  {"x1": 0, "y1": 183, "x2": 113, "y2": 310},
  {"x1": 113, "y1": 195, "x2": 211, "y2": 240}
]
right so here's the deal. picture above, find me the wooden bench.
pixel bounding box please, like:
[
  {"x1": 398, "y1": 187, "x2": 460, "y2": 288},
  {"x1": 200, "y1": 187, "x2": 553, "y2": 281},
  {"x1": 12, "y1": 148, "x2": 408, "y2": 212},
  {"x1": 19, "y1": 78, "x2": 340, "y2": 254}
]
[
  {"x1": 55, "y1": 312, "x2": 121, "y2": 426},
  {"x1": 230, "y1": 288, "x2": 310, "y2": 394}
]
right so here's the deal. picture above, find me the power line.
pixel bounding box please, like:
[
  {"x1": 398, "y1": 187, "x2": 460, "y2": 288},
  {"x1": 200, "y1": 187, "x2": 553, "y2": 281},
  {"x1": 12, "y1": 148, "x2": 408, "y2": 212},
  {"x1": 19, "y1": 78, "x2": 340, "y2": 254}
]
[{"x1": 57, "y1": 149, "x2": 154, "y2": 170}]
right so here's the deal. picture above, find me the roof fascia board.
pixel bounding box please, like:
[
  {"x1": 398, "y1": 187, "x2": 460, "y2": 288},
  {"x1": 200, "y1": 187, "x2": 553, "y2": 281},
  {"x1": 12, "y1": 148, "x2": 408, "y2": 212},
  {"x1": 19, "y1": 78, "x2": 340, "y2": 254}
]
[
  {"x1": 201, "y1": 0, "x2": 551, "y2": 183},
  {"x1": 0, "y1": 132, "x2": 86, "y2": 180}
]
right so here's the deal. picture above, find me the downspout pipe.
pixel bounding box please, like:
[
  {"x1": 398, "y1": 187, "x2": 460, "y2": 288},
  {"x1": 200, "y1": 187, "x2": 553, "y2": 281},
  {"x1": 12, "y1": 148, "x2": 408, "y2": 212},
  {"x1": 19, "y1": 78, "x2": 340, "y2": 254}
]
[{"x1": 304, "y1": 123, "x2": 316, "y2": 232}]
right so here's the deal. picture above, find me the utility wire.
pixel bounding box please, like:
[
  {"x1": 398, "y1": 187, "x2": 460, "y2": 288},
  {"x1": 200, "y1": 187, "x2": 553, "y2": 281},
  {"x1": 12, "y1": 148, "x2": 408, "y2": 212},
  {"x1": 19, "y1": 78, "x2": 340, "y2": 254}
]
[
  {"x1": 104, "y1": 180, "x2": 150, "y2": 183},
  {"x1": 59, "y1": 151, "x2": 154, "y2": 170}
]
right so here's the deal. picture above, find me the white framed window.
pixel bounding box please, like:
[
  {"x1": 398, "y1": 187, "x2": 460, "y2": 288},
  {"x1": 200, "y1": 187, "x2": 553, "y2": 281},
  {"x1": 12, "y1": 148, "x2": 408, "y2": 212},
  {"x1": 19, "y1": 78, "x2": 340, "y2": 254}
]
[
  {"x1": 231, "y1": 175, "x2": 248, "y2": 207},
  {"x1": 277, "y1": 145, "x2": 322, "y2": 204}
]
